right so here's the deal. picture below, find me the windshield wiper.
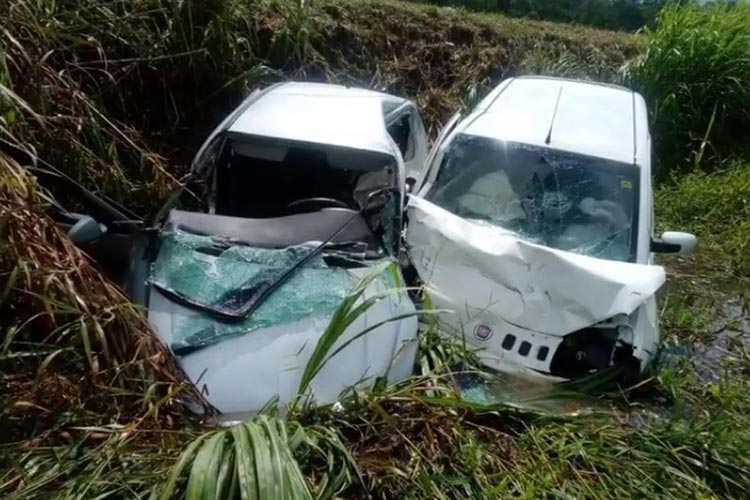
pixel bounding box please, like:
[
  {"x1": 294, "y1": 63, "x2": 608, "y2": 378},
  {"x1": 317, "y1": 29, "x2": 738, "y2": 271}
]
[
  {"x1": 153, "y1": 189, "x2": 394, "y2": 322},
  {"x1": 151, "y1": 281, "x2": 272, "y2": 321}
]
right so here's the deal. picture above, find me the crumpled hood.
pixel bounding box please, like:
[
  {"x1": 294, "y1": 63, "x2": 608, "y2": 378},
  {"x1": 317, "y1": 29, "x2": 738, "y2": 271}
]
[
  {"x1": 148, "y1": 264, "x2": 419, "y2": 416},
  {"x1": 406, "y1": 196, "x2": 665, "y2": 336}
]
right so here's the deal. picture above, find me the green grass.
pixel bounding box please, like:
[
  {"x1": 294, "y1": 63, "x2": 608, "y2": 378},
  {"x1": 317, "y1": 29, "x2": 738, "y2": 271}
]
[
  {"x1": 156, "y1": 416, "x2": 357, "y2": 500},
  {"x1": 3, "y1": 0, "x2": 750, "y2": 498},
  {"x1": 625, "y1": 1, "x2": 750, "y2": 174},
  {"x1": 657, "y1": 160, "x2": 750, "y2": 277}
]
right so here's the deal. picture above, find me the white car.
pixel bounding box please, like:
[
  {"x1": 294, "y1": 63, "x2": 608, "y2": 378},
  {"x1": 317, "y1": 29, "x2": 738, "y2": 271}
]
[
  {"x1": 405, "y1": 76, "x2": 696, "y2": 382},
  {"x1": 65, "y1": 82, "x2": 429, "y2": 416}
]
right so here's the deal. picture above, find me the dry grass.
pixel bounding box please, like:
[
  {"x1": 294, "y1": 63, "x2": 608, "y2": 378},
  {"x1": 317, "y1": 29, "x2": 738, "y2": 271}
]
[
  {"x1": 310, "y1": 0, "x2": 641, "y2": 132},
  {"x1": 0, "y1": 152, "x2": 203, "y2": 444}
]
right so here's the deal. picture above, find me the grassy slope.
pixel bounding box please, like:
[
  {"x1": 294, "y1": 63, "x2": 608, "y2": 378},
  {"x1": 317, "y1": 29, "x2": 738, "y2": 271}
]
[
  {"x1": 312, "y1": 0, "x2": 640, "y2": 127},
  {"x1": 2, "y1": 0, "x2": 750, "y2": 499},
  {"x1": 0, "y1": 0, "x2": 640, "y2": 216}
]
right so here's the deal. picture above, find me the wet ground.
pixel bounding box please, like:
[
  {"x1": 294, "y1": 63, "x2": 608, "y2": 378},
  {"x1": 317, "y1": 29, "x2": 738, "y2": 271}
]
[
  {"x1": 655, "y1": 252, "x2": 750, "y2": 381},
  {"x1": 693, "y1": 295, "x2": 750, "y2": 382},
  {"x1": 451, "y1": 285, "x2": 750, "y2": 420}
]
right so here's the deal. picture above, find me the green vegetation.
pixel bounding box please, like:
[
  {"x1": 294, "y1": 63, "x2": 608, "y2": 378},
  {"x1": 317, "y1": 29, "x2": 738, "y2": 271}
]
[
  {"x1": 158, "y1": 415, "x2": 357, "y2": 500},
  {"x1": 409, "y1": 0, "x2": 668, "y2": 31},
  {"x1": 3, "y1": 0, "x2": 750, "y2": 498},
  {"x1": 625, "y1": 2, "x2": 750, "y2": 174},
  {"x1": 0, "y1": 153, "x2": 199, "y2": 444},
  {"x1": 657, "y1": 160, "x2": 750, "y2": 276}
]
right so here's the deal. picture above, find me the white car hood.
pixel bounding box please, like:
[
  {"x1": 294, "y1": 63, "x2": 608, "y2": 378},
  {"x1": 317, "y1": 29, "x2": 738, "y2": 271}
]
[
  {"x1": 146, "y1": 231, "x2": 418, "y2": 417},
  {"x1": 406, "y1": 196, "x2": 665, "y2": 337}
]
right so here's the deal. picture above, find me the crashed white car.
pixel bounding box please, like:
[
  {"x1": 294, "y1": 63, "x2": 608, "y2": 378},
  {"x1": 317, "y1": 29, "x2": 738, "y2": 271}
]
[
  {"x1": 406, "y1": 76, "x2": 697, "y2": 382},
  {"x1": 66, "y1": 82, "x2": 429, "y2": 416}
]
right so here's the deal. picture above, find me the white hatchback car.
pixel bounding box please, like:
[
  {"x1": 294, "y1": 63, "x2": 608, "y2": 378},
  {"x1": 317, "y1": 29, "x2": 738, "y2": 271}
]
[
  {"x1": 406, "y1": 76, "x2": 696, "y2": 382},
  {"x1": 65, "y1": 82, "x2": 430, "y2": 416}
]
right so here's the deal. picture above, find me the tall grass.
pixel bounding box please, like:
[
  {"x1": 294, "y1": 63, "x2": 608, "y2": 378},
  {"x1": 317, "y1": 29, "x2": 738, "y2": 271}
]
[
  {"x1": 625, "y1": 1, "x2": 750, "y2": 173},
  {"x1": 656, "y1": 158, "x2": 750, "y2": 276},
  {"x1": 0, "y1": 0, "x2": 312, "y2": 214},
  {"x1": 0, "y1": 151, "x2": 202, "y2": 443}
]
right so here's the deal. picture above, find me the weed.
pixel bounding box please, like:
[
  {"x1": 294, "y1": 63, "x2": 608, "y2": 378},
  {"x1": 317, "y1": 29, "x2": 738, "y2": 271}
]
[
  {"x1": 156, "y1": 415, "x2": 357, "y2": 500},
  {"x1": 0, "y1": 151, "x2": 202, "y2": 444},
  {"x1": 659, "y1": 282, "x2": 715, "y2": 345},
  {"x1": 625, "y1": 2, "x2": 750, "y2": 174},
  {"x1": 656, "y1": 159, "x2": 750, "y2": 276}
]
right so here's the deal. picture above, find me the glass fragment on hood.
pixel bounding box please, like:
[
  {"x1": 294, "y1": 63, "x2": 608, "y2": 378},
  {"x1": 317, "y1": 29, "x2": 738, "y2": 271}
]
[{"x1": 150, "y1": 231, "x2": 352, "y2": 354}]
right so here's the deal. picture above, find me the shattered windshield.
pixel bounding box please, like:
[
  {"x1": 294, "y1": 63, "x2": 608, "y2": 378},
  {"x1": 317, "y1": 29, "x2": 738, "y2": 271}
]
[
  {"x1": 150, "y1": 231, "x2": 354, "y2": 354},
  {"x1": 425, "y1": 134, "x2": 639, "y2": 262}
]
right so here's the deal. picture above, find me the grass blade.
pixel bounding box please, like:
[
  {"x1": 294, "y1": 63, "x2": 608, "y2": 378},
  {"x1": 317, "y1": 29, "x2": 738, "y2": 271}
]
[
  {"x1": 159, "y1": 432, "x2": 212, "y2": 500},
  {"x1": 232, "y1": 424, "x2": 259, "y2": 500},
  {"x1": 186, "y1": 432, "x2": 225, "y2": 500}
]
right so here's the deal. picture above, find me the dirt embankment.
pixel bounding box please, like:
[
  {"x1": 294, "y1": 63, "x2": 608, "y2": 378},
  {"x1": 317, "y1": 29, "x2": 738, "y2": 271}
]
[
  {"x1": 131, "y1": 0, "x2": 642, "y2": 161},
  {"x1": 2, "y1": 0, "x2": 640, "y2": 181},
  {"x1": 310, "y1": 1, "x2": 640, "y2": 131}
]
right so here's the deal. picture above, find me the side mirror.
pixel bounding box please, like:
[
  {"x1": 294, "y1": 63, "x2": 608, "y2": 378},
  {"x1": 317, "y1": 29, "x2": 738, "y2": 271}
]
[
  {"x1": 651, "y1": 231, "x2": 697, "y2": 255},
  {"x1": 405, "y1": 176, "x2": 417, "y2": 194},
  {"x1": 68, "y1": 215, "x2": 106, "y2": 245}
]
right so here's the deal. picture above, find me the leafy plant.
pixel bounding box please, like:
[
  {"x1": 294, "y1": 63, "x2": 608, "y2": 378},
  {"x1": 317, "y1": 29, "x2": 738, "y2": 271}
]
[
  {"x1": 297, "y1": 262, "x2": 434, "y2": 400},
  {"x1": 624, "y1": 1, "x2": 750, "y2": 174},
  {"x1": 157, "y1": 415, "x2": 356, "y2": 500}
]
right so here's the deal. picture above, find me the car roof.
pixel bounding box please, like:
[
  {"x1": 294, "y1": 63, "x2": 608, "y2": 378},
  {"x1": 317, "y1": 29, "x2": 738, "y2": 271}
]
[
  {"x1": 228, "y1": 82, "x2": 408, "y2": 156},
  {"x1": 461, "y1": 77, "x2": 643, "y2": 165}
]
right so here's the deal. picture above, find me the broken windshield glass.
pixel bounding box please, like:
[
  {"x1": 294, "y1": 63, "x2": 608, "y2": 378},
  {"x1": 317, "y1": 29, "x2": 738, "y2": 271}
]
[
  {"x1": 150, "y1": 231, "x2": 354, "y2": 354},
  {"x1": 426, "y1": 135, "x2": 639, "y2": 262}
]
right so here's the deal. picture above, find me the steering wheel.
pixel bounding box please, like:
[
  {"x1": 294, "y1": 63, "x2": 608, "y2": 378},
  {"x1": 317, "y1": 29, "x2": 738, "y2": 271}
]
[{"x1": 286, "y1": 197, "x2": 351, "y2": 214}]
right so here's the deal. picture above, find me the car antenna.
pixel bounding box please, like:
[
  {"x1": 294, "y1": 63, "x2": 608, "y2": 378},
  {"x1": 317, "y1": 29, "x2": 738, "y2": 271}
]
[{"x1": 545, "y1": 85, "x2": 564, "y2": 145}]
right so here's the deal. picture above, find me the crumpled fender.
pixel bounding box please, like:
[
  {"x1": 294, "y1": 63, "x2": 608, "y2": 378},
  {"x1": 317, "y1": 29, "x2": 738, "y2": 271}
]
[{"x1": 406, "y1": 196, "x2": 665, "y2": 338}]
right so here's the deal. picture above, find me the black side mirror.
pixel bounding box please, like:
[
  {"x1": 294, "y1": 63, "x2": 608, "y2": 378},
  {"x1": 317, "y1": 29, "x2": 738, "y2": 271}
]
[
  {"x1": 405, "y1": 176, "x2": 417, "y2": 194},
  {"x1": 67, "y1": 215, "x2": 106, "y2": 245}
]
